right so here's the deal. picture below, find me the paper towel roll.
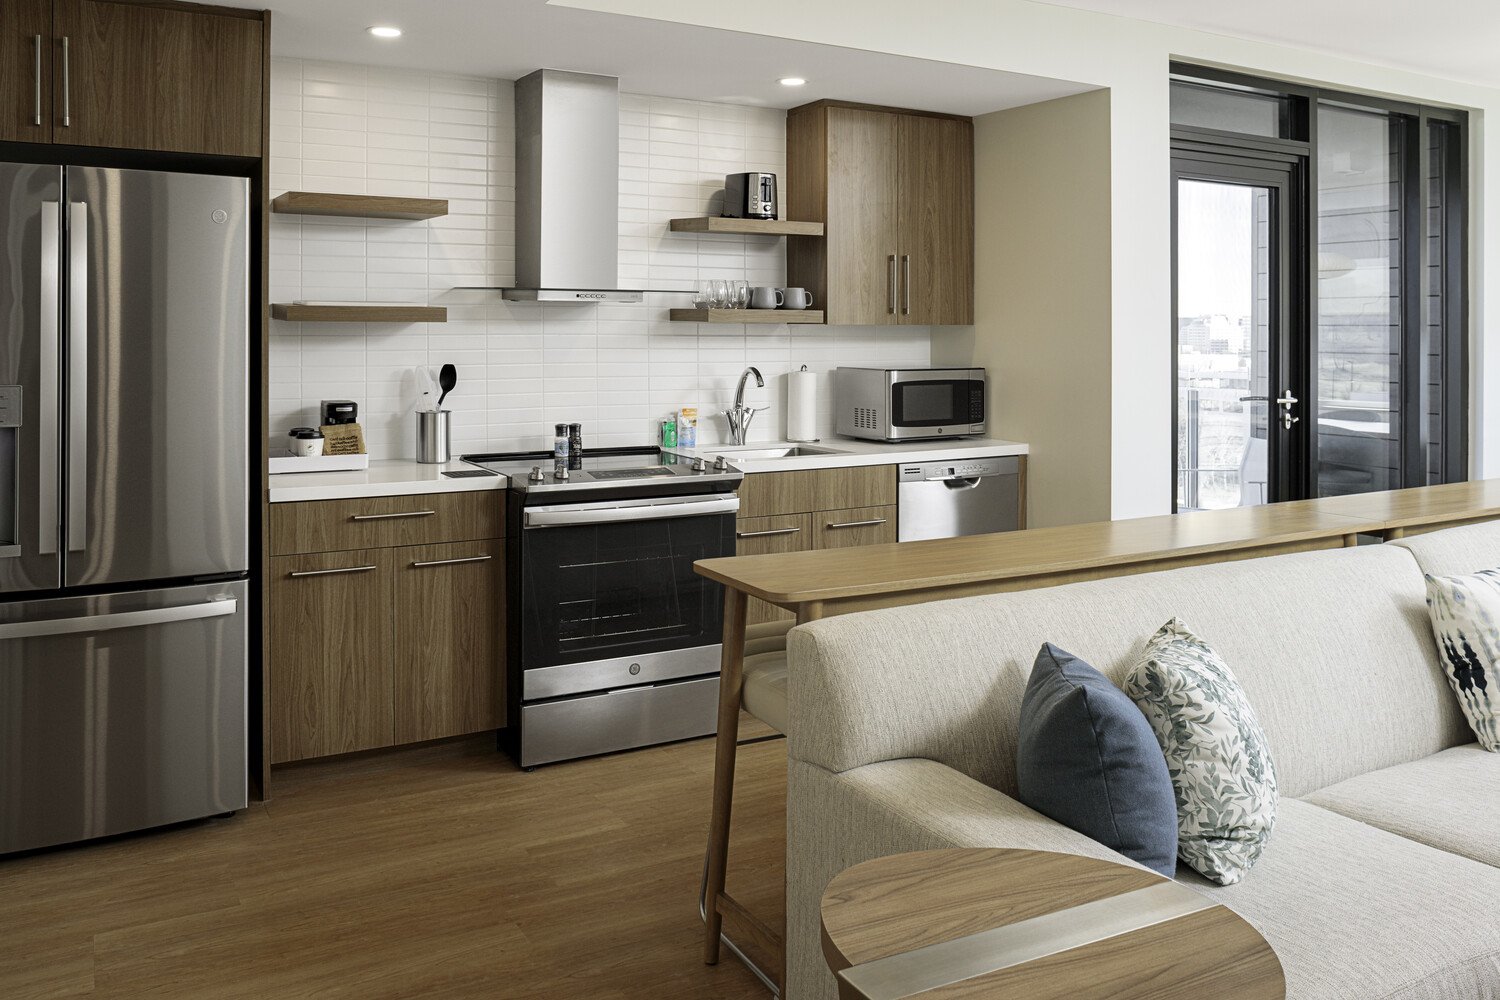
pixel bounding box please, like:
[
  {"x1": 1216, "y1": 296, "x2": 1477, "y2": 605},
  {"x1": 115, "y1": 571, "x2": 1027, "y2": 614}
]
[{"x1": 787, "y1": 366, "x2": 817, "y2": 442}]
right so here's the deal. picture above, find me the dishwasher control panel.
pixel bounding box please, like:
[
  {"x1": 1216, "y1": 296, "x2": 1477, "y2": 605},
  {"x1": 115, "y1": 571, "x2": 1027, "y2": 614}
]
[{"x1": 898, "y1": 456, "x2": 1018, "y2": 482}]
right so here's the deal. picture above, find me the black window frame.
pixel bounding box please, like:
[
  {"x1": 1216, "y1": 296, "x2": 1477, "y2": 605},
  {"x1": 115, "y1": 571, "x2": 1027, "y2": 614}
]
[{"x1": 1170, "y1": 63, "x2": 1470, "y2": 501}]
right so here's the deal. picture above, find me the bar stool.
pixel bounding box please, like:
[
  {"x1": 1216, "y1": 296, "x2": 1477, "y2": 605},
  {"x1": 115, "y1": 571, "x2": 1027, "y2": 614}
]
[{"x1": 700, "y1": 619, "x2": 793, "y2": 994}]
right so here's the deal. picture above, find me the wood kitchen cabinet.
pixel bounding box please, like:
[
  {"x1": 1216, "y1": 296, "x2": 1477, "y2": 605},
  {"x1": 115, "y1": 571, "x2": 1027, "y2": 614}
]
[
  {"x1": 0, "y1": 0, "x2": 53, "y2": 143},
  {"x1": 787, "y1": 101, "x2": 974, "y2": 326},
  {"x1": 814, "y1": 505, "x2": 899, "y2": 550},
  {"x1": 270, "y1": 548, "x2": 395, "y2": 764},
  {"x1": 734, "y1": 513, "x2": 812, "y2": 625},
  {"x1": 1, "y1": 0, "x2": 264, "y2": 155},
  {"x1": 270, "y1": 493, "x2": 507, "y2": 764}
]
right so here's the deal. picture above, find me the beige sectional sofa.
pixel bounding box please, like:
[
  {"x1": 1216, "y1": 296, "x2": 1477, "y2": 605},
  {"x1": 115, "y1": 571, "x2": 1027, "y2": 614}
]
[{"x1": 785, "y1": 521, "x2": 1500, "y2": 999}]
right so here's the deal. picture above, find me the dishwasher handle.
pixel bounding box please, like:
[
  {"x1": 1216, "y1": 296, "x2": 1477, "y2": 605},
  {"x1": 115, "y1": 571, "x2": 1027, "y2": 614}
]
[{"x1": 939, "y1": 476, "x2": 984, "y2": 490}]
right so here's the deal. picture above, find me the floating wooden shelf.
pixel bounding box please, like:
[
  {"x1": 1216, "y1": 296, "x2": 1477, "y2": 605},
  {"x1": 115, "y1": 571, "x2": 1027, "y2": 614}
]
[
  {"x1": 271, "y1": 191, "x2": 449, "y2": 221},
  {"x1": 669, "y1": 308, "x2": 824, "y2": 324},
  {"x1": 272, "y1": 303, "x2": 448, "y2": 323},
  {"x1": 669, "y1": 217, "x2": 824, "y2": 237}
]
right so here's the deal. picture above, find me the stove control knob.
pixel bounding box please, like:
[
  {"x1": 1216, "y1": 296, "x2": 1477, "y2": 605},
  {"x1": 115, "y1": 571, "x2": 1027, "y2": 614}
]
[
  {"x1": 691, "y1": 456, "x2": 707, "y2": 472},
  {"x1": 713, "y1": 455, "x2": 730, "y2": 472},
  {"x1": 529, "y1": 466, "x2": 545, "y2": 483},
  {"x1": 553, "y1": 466, "x2": 570, "y2": 480}
]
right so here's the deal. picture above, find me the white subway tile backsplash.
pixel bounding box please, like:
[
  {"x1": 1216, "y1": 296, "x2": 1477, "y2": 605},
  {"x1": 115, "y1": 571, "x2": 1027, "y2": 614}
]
[{"x1": 270, "y1": 57, "x2": 931, "y2": 459}]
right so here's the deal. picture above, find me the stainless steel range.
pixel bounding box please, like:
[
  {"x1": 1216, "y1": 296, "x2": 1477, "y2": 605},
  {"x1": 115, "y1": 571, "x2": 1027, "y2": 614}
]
[{"x1": 464, "y1": 447, "x2": 742, "y2": 767}]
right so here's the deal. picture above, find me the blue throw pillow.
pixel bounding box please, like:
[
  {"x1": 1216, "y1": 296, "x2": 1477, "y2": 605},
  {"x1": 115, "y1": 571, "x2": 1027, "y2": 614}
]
[{"x1": 1017, "y1": 643, "x2": 1178, "y2": 876}]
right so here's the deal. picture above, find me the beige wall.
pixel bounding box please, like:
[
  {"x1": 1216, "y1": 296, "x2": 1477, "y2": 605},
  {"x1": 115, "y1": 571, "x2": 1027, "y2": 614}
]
[{"x1": 938, "y1": 90, "x2": 1113, "y2": 526}]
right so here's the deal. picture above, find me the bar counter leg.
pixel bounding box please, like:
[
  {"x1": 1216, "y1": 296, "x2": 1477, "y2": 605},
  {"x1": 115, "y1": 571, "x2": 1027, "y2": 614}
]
[{"x1": 704, "y1": 587, "x2": 749, "y2": 964}]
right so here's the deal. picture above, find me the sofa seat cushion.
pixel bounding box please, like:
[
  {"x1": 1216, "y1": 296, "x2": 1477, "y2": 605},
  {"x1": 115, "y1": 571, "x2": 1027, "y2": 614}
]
[
  {"x1": 1303, "y1": 744, "x2": 1500, "y2": 867},
  {"x1": 1183, "y1": 798, "x2": 1500, "y2": 999},
  {"x1": 742, "y1": 651, "x2": 790, "y2": 734}
]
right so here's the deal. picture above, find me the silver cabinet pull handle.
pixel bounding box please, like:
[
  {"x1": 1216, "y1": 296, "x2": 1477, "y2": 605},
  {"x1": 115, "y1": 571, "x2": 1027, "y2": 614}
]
[
  {"x1": 901, "y1": 254, "x2": 911, "y2": 316},
  {"x1": 827, "y1": 518, "x2": 888, "y2": 530},
  {"x1": 0, "y1": 598, "x2": 237, "y2": 640},
  {"x1": 289, "y1": 565, "x2": 377, "y2": 578},
  {"x1": 61, "y1": 36, "x2": 69, "y2": 127},
  {"x1": 887, "y1": 254, "x2": 897, "y2": 314},
  {"x1": 736, "y1": 526, "x2": 801, "y2": 539},
  {"x1": 350, "y1": 510, "x2": 436, "y2": 521},
  {"x1": 39, "y1": 201, "x2": 59, "y2": 556},
  {"x1": 66, "y1": 202, "x2": 86, "y2": 553},
  {"x1": 411, "y1": 555, "x2": 492, "y2": 568},
  {"x1": 33, "y1": 35, "x2": 42, "y2": 125}
]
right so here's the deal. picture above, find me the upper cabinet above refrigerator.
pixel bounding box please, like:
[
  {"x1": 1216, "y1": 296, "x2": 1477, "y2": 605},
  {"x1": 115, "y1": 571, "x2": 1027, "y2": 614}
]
[{"x1": 1, "y1": 0, "x2": 265, "y2": 156}]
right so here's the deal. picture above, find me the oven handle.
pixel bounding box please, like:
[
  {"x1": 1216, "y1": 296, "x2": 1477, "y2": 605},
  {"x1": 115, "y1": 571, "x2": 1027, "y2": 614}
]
[{"x1": 524, "y1": 495, "x2": 740, "y2": 528}]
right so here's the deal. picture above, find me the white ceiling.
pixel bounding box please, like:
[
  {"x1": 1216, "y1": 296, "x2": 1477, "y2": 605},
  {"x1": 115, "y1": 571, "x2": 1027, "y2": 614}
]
[
  {"x1": 1032, "y1": 0, "x2": 1500, "y2": 89},
  {"x1": 266, "y1": 0, "x2": 1094, "y2": 115}
]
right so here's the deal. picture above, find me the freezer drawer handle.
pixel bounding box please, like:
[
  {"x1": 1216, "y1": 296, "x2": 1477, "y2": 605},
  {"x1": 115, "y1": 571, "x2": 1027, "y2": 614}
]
[
  {"x1": 0, "y1": 598, "x2": 237, "y2": 640},
  {"x1": 826, "y1": 518, "x2": 888, "y2": 530},
  {"x1": 289, "y1": 565, "x2": 377, "y2": 578},
  {"x1": 411, "y1": 555, "x2": 492, "y2": 568},
  {"x1": 736, "y1": 526, "x2": 801, "y2": 539},
  {"x1": 350, "y1": 510, "x2": 436, "y2": 521}
]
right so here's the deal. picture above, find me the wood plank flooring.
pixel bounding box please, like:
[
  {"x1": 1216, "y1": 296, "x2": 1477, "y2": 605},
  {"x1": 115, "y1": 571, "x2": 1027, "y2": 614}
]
[{"x1": 0, "y1": 723, "x2": 786, "y2": 999}]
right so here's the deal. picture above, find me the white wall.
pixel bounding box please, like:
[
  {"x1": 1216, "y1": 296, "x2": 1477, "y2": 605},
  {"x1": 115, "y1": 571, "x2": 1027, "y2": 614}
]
[
  {"x1": 269, "y1": 58, "x2": 932, "y2": 459},
  {"x1": 556, "y1": 0, "x2": 1500, "y2": 518}
]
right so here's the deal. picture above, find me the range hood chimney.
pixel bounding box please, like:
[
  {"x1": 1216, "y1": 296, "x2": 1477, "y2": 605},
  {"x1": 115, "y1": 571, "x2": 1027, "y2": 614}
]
[{"x1": 505, "y1": 69, "x2": 641, "y2": 302}]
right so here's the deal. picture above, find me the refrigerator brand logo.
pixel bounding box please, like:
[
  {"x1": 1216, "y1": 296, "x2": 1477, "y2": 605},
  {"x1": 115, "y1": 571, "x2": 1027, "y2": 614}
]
[{"x1": 211, "y1": 209, "x2": 228, "y2": 224}]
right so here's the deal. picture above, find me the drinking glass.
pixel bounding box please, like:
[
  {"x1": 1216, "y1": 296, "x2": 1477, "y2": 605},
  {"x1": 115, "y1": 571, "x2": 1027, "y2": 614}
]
[
  {"x1": 709, "y1": 279, "x2": 730, "y2": 309},
  {"x1": 732, "y1": 280, "x2": 750, "y2": 310},
  {"x1": 693, "y1": 280, "x2": 714, "y2": 309}
]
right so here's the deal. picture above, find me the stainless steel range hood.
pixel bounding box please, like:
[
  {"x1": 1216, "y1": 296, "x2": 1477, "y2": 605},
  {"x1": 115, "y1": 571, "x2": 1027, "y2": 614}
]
[{"x1": 505, "y1": 70, "x2": 641, "y2": 303}]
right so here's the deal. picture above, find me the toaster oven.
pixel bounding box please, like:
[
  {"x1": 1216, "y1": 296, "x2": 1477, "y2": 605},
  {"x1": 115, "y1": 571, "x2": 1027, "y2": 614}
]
[{"x1": 834, "y1": 367, "x2": 986, "y2": 441}]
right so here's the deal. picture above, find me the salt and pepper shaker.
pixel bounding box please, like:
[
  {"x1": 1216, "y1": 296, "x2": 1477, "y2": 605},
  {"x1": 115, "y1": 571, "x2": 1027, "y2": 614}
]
[
  {"x1": 553, "y1": 423, "x2": 570, "y2": 479},
  {"x1": 568, "y1": 423, "x2": 584, "y2": 470}
]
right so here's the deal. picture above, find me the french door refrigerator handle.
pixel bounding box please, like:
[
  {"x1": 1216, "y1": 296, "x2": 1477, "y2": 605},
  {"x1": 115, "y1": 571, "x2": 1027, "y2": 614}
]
[
  {"x1": 67, "y1": 202, "x2": 87, "y2": 553},
  {"x1": 38, "y1": 202, "x2": 60, "y2": 556},
  {"x1": 0, "y1": 598, "x2": 238, "y2": 641}
]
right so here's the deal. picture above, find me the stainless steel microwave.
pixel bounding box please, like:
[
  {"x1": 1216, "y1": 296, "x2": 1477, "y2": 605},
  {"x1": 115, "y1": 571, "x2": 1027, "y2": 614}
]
[{"x1": 834, "y1": 367, "x2": 986, "y2": 441}]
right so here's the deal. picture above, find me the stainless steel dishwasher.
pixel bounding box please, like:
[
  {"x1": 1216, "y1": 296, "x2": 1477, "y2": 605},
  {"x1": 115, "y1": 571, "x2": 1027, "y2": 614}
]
[{"x1": 897, "y1": 456, "x2": 1022, "y2": 541}]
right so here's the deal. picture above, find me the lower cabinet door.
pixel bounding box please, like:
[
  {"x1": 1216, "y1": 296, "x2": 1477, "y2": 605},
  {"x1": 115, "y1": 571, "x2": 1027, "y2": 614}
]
[
  {"x1": 393, "y1": 539, "x2": 506, "y2": 743},
  {"x1": 814, "y1": 505, "x2": 898, "y2": 550},
  {"x1": 735, "y1": 513, "x2": 811, "y2": 625},
  {"x1": 270, "y1": 549, "x2": 395, "y2": 763}
]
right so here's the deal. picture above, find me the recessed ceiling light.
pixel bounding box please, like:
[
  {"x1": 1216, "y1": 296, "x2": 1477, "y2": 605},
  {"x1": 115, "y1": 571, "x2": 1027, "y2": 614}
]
[
  {"x1": 779, "y1": 77, "x2": 806, "y2": 87},
  {"x1": 367, "y1": 25, "x2": 402, "y2": 39}
]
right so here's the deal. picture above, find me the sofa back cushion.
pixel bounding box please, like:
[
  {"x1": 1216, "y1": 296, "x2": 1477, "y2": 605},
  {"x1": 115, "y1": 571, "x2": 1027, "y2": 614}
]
[
  {"x1": 1393, "y1": 520, "x2": 1500, "y2": 578},
  {"x1": 787, "y1": 542, "x2": 1468, "y2": 799}
]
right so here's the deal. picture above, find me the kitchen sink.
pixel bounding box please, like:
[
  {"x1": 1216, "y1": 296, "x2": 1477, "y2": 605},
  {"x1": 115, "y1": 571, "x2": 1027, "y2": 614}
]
[{"x1": 713, "y1": 445, "x2": 846, "y2": 460}]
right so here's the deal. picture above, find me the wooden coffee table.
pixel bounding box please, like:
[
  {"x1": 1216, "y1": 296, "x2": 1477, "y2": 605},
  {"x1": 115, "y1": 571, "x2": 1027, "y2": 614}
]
[{"x1": 820, "y1": 849, "x2": 1284, "y2": 1000}]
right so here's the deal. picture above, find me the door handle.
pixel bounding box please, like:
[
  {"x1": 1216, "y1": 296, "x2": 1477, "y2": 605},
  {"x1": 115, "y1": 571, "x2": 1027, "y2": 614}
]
[
  {"x1": 33, "y1": 35, "x2": 42, "y2": 126},
  {"x1": 39, "y1": 201, "x2": 59, "y2": 556},
  {"x1": 887, "y1": 254, "x2": 897, "y2": 314},
  {"x1": 901, "y1": 254, "x2": 911, "y2": 316},
  {"x1": 67, "y1": 202, "x2": 87, "y2": 554},
  {"x1": 61, "y1": 36, "x2": 70, "y2": 128},
  {"x1": 349, "y1": 510, "x2": 436, "y2": 521},
  {"x1": 289, "y1": 564, "x2": 377, "y2": 578},
  {"x1": 411, "y1": 555, "x2": 492, "y2": 568},
  {"x1": 736, "y1": 526, "x2": 801, "y2": 539},
  {"x1": 0, "y1": 598, "x2": 237, "y2": 640},
  {"x1": 826, "y1": 518, "x2": 888, "y2": 530}
]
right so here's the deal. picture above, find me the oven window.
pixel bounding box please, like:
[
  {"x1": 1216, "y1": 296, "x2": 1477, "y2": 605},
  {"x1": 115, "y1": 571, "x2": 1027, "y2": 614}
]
[
  {"x1": 893, "y1": 380, "x2": 966, "y2": 426},
  {"x1": 521, "y1": 514, "x2": 732, "y2": 669}
]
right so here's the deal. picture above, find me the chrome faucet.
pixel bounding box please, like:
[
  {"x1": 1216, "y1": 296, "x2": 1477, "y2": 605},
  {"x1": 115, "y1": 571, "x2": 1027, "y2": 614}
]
[{"x1": 725, "y1": 366, "x2": 767, "y2": 446}]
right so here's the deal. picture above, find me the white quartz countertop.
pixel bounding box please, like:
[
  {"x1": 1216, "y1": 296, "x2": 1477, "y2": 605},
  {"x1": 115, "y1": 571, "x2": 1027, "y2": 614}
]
[
  {"x1": 268, "y1": 459, "x2": 509, "y2": 503},
  {"x1": 668, "y1": 436, "x2": 1028, "y2": 474}
]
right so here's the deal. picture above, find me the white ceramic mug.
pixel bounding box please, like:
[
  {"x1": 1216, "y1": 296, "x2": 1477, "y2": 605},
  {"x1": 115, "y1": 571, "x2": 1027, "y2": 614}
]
[
  {"x1": 781, "y1": 287, "x2": 813, "y2": 310},
  {"x1": 750, "y1": 286, "x2": 783, "y2": 309}
]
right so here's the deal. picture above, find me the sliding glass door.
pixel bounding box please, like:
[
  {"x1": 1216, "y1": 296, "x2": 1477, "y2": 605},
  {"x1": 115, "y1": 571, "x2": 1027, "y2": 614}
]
[{"x1": 1170, "y1": 68, "x2": 1467, "y2": 510}]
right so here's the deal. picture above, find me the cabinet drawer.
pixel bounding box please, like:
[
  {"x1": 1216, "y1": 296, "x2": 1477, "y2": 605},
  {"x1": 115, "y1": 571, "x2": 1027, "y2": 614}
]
[
  {"x1": 737, "y1": 465, "x2": 896, "y2": 519},
  {"x1": 271, "y1": 492, "x2": 502, "y2": 555},
  {"x1": 735, "y1": 514, "x2": 811, "y2": 625},
  {"x1": 814, "y1": 505, "x2": 898, "y2": 550}
]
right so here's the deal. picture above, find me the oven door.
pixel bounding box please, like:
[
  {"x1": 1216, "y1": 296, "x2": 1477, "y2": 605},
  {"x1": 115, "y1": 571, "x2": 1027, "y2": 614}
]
[
  {"x1": 891, "y1": 376, "x2": 984, "y2": 430},
  {"x1": 520, "y1": 494, "x2": 739, "y2": 672}
]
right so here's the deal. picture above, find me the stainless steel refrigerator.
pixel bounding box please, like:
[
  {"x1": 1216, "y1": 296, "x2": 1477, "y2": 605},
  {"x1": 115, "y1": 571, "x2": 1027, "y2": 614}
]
[{"x1": 0, "y1": 162, "x2": 249, "y2": 854}]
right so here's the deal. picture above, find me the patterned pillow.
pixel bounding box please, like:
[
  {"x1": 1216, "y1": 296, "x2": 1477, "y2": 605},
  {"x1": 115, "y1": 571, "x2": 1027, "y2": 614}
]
[
  {"x1": 1423, "y1": 571, "x2": 1500, "y2": 752},
  {"x1": 1124, "y1": 619, "x2": 1279, "y2": 886}
]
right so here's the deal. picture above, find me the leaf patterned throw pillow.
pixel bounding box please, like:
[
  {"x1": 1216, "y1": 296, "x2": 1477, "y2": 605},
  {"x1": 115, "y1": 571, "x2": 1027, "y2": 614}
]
[
  {"x1": 1124, "y1": 619, "x2": 1279, "y2": 886},
  {"x1": 1423, "y1": 571, "x2": 1500, "y2": 752}
]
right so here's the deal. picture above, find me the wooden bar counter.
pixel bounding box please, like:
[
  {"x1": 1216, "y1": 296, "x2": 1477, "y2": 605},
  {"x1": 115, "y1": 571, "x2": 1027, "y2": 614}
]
[{"x1": 695, "y1": 480, "x2": 1500, "y2": 986}]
